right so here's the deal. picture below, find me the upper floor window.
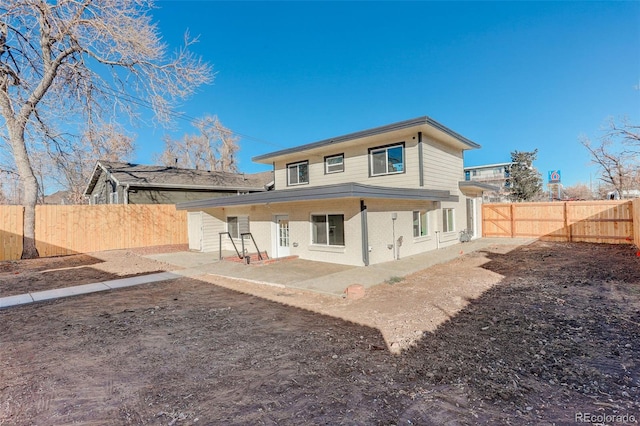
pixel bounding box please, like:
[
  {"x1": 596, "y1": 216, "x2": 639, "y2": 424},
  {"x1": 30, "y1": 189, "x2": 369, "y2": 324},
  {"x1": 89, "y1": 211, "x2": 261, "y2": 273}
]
[
  {"x1": 369, "y1": 143, "x2": 404, "y2": 176},
  {"x1": 110, "y1": 191, "x2": 118, "y2": 204},
  {"x1": 287, "y1": 161, "x2": 309, "y2": 186},
  {"x1": 325, "y1": 154, "x2": 344, "y2": 174}
]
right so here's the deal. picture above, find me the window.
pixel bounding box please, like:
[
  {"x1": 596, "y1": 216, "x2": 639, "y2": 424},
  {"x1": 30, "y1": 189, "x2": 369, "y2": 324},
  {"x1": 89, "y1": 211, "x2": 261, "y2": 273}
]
[
  {"x1": 227, "y1": 217, "x2": 239, "y2": 239},
  {"x1": 311, "y1": 214, "x2": 345, "y2": 246},
  {"x1": 287, "y1": 161, "x2": 309, "y2": 186},
  {"x1": 464, "y1": 171, "x2": 471, "y2": 181},
  {"x1": 369, "y1": 144, "x2": 404, "y2": 176},
  {"x1": 227, "y1": 216, "x2": 250, "y2": 239},
  {"x1": 325, "y1": 154, "x2": 344, "y2": 174},
  {"x1": 110, "y1": 191, "x2": 118, "y2": 204},
  {"x1": 413, "y1": 211, "x2": 428, "y2": 237},
  {"x1": 443, "y1": 208, "x2": 455, "y2": 233}
]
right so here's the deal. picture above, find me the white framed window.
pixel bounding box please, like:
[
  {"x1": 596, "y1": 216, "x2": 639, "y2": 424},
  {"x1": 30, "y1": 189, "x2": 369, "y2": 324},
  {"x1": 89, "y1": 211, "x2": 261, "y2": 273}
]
[
  {"x1": 92, "y1": 194, "x2": 100, "y2": 205},
  {"x1": 325, "y1": 154, "x2": 344, "y2": 174},
  {"x1": 287, "y1": 161, "x2": 309, "y2": 186},
  {"x1": 110, "y1": 191, "x2": 118, "y2": 204},
  {"x1": 413, "y1": 210, "x2": 429, "y2": 237},
  {"x1": 227, "y1": 216, "x2": 250, "y2": 239},
  {"x1": 311, "y1": 214, "x2": 345, "y2": 246},
  {"x1": 369, "y1": 143, "x2": 404, "y2": 176},
  {"x1": 443, "y1": 208, "x2": 455, "y2": 233}
]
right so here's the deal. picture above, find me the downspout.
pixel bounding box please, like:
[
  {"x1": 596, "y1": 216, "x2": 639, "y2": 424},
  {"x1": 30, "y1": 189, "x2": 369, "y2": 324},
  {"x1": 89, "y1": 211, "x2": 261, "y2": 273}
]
[
  {"x1": 418, "y1": 131, "x2": 424, "y2": 187},
  {"x1": 360, "y1": 200, "x2": 369, "y2": 266},
  {"x1": 124, "y1": 184, "x2": 130, "y2": 205}
]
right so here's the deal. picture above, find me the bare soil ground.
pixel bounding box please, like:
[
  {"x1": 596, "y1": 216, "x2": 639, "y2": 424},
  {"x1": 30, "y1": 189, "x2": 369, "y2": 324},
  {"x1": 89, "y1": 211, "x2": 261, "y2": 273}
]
[
  {"x1": 0, "y1": 244, "x2": 187, "y2": 297},
  {"x1": 0, "y1": 241, "x2": 638, "y2": 425}
]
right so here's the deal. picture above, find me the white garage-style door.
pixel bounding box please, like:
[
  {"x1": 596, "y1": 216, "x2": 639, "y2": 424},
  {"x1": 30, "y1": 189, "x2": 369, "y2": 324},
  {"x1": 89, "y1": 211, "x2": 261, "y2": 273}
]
[{"x1": 187, "y1": 211, "x2": 203, "y2": 251}]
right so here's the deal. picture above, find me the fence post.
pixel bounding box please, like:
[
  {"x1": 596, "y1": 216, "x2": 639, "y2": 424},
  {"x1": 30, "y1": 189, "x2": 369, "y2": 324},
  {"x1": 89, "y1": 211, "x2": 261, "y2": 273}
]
[
  {"x1": 510, "y1": 204, "x2": 515, "y2": 238},
  {"x1": 564, "y1": 202, "x2": 571, "y2": 242}
]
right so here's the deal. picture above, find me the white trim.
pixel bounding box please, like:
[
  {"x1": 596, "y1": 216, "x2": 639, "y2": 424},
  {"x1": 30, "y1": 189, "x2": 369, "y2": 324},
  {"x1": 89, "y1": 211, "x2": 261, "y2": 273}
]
[
  {"x1": 412, "y1": 210, "x2": 429, "y2": 238},
  {"x1": 325, "y1": 154, "x2": 344, "y2": 174},
  {"x1": 226, "y1": 215, "x2": 250, "y2": 239},
  {"x1": 309, "y1": 212, "x2": 345, "y2": 247},
  {"x1": 442, "y1": 208, "x2": 455, "y2": 233},
  {"x1": 287, "y1": 161, "x2": 309, "y2": 186}
]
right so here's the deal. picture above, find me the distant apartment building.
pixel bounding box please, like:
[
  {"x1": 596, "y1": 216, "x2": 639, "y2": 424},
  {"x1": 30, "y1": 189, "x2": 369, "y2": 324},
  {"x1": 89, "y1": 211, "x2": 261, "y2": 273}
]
[{"x1": 464, "y1": 162, "x2": 512, "y2": 202}]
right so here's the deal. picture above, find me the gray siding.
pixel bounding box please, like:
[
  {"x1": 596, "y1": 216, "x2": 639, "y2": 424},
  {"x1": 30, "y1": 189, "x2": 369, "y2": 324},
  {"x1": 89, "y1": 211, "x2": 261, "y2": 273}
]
[{"x1": 88, "y1": 171, "x2": 116, "y2": 204}]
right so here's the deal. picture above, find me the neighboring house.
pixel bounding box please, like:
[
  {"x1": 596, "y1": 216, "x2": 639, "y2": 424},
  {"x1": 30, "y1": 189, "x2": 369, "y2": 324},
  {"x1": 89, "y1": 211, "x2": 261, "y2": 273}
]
[
  {"x1": 177, "y1": 116, "x2": 496, "y2": 265},
  {"x1": 84, "y1": 160, "x2": 273, "y2": 205},
  {"x1": 464, "y1": 162, "x2": 512, "y2": 203},
  {"x1": 606, "y1": 189, "x2": 640, "y2": 200},
  {"x1": 43, "y1": 190, "x2": 75, "y2": 205}
]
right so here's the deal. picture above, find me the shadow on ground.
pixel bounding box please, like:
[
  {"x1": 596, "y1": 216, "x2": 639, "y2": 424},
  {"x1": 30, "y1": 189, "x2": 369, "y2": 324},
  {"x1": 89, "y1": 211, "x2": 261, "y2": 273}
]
[{"x1": 0, "y1": 241, "x2": 638, "y2": 424}]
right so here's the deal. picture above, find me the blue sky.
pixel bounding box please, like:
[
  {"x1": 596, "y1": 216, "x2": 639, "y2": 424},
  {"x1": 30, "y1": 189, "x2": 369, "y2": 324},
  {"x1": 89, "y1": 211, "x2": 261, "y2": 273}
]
[{"x1": 132, "y1": 1, "x2": 640, "y2": 188}]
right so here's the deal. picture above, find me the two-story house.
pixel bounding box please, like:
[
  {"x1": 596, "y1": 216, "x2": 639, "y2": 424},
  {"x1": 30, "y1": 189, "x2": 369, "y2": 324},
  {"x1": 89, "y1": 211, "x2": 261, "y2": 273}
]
[
  {"x1": 177, "y1": 116, "x2": 494, "y2": 265},
  {"x1": 464, "y1": 162, "x2": 513, "y2": 203}
]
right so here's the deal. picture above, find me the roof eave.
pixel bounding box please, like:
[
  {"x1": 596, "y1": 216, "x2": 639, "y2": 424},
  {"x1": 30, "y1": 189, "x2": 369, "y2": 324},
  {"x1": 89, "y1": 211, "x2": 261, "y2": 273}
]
[
  {"x1": 126, "y1": 182, "x2": 268, "y2": 191},
  {"x1": 177, "y1": 183, "x2": 458, "y2": 210},
  {"x1": 252, "y1": 116, "x2": 480, "y2": 163},
  {"x1": 459, "y1": 181, "x2": 500, "y2": 192}
]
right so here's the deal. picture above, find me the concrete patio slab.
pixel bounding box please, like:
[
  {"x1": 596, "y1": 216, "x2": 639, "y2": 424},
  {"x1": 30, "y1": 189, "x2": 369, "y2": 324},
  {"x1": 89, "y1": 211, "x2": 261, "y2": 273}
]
[{"x1": 0, "y1": 237, "x2": 535, "y2": 309}]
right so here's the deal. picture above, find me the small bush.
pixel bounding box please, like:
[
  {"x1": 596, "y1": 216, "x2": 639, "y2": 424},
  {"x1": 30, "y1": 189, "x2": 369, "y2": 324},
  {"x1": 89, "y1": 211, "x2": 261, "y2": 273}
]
[{"x1": 386, "y1": 276, "x2": 404, "y2": 285}]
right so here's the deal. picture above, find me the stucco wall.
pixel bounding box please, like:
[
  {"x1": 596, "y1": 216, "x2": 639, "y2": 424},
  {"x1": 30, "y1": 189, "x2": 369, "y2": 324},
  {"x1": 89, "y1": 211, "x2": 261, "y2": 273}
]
[{"x1": 190, "y1": 190, "x2": 483, "y2": 266}]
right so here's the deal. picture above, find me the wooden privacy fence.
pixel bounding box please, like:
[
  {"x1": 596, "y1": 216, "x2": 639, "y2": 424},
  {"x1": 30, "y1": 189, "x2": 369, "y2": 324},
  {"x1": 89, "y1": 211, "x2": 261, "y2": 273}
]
[
  {"x1": 482, "y1": 200, "x2": 636, "y2": 245},
  {"x1": 0, "y1": 204, "x2": 187, "y2": 261}
]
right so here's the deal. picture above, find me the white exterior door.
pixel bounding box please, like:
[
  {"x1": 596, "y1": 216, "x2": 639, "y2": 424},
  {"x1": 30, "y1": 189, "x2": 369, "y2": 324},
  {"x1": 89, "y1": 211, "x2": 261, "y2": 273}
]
[
  {"x1": 274, "y1": 215, "x2": 290, "y2": 257},
  {"x1": 187, "y1": 211, "x2": 203, "y2": 251}
]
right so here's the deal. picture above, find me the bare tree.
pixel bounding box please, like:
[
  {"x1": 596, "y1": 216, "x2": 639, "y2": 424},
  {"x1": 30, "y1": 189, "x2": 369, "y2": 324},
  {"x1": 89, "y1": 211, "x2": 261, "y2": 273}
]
[
  {"x1": 49, "y1": 123, "x2": 136, "y2": 203},
  {"x1": 580, "y1": 118, "x2": 639, "y2": 199},
  {"x1": 562, "y1": 183, "x2": 594, "y2": 200},
  {"x1": 0, "y1": 0, "x2": 213, "y2": 258},
  {"x1": 155, "y1": 115, "x2": 240, "y2": 172}
]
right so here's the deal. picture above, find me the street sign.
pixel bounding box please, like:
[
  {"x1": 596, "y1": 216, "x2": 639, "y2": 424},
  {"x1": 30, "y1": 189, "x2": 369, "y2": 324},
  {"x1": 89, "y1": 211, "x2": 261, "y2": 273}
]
[{"x1": 548, "y1": 170, "x2": 561, "y2": 183}]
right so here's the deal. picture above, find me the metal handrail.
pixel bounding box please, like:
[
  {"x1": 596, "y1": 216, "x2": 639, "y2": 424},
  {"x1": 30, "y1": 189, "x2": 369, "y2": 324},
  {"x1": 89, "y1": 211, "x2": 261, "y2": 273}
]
[
  {"x1": 219, "y1": 232, "x2": 243, "y2": 260},
  {"x1": 241, "y1": 232, "x2": 264, "y2": 261}
]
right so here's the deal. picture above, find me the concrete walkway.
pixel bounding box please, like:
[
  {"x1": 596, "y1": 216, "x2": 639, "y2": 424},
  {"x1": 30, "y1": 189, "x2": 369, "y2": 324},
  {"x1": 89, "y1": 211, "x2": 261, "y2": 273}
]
[
  {"x1": 0, "y1": 238, "x2": 534, "y2": 309},
  {"x1": 0, "y1": 272, "x2": 183, "y2": 309}
]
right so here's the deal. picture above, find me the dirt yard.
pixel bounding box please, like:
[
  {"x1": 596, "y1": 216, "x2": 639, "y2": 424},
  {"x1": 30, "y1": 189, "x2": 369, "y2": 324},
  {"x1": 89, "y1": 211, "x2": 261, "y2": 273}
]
[{"x1": 0, "y1": 241, "x2": 638, "y2": 425}]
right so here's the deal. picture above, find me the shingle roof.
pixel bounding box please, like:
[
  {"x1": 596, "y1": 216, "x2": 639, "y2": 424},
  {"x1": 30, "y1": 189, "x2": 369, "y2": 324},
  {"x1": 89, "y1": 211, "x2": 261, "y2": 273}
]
[{"x1": 84, "y1": 161, "x2": 273, "y2": 195}]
